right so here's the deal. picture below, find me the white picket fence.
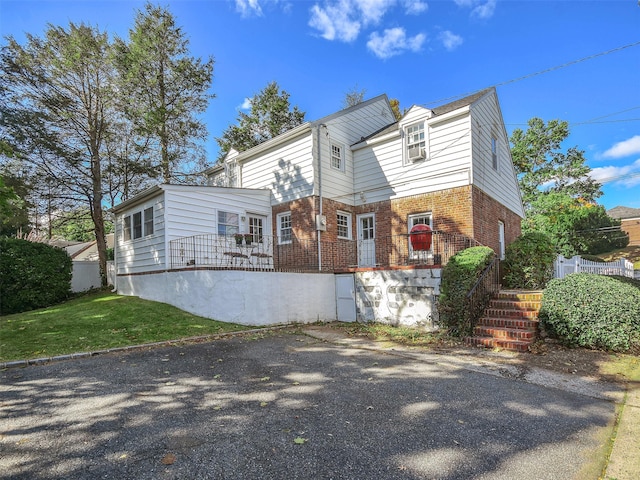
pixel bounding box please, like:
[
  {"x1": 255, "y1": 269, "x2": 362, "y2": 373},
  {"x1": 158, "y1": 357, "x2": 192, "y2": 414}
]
[{"x1": 554, "y1": 255, "x2": 635, "y2": 280}]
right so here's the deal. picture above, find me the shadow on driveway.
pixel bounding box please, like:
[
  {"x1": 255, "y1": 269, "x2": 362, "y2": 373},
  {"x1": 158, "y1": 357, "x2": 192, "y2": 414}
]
[{"x1": 1, "y1": 332, "x2": 614, "y2": 479}]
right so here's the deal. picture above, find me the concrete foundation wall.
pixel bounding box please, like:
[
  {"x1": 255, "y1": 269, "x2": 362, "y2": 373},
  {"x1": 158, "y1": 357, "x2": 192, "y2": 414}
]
[
  {"x1": 116, "y1": 270, "x2": 337, "y2": 326},
  {"x1": 354, "y1": 268, "x2": 441, "y2": 330}
]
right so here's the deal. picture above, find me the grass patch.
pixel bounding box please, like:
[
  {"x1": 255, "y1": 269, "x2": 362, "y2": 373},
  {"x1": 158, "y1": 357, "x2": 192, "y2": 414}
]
[{"x1": 0, "y1": 291, "x2": 248, "y2": 362}]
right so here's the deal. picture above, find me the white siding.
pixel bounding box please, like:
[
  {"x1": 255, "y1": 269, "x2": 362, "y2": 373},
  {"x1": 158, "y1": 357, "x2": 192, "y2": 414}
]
[
  {"x1": 319, "y1": 96, "x2": 394, "y2": 205},
  {"x1": 115, "y1": 193, "x2": 166, "y2": 275},
  {"x1": 114, "y1": 185, "x2": 272, "y2": 275},
  {"x1": 163, "y1": 185, "x2": 271, "y2": 241},
  {"x1": 240, "y1": 132, "x2": 315, "y2": 204},
  {"x1": 353, "y1": 108, "x2": 473, "y2": 204},
  {"x1": 470, "y1": 93, "x2": 525, "y2": 217}
]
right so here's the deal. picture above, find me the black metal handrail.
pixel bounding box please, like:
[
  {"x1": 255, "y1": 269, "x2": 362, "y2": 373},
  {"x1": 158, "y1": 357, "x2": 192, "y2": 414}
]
[{"x1": 464, "y1": 257, "x2": 501, "y2": 334}]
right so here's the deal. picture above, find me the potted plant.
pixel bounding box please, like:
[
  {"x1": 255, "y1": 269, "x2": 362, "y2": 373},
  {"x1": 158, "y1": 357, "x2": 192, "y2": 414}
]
[
  {"x1": 244, "y1": 233, "x2": 254, "y2": 245},
  {"x1": 234, "y1": 233, "x2": 243, "y2": 245}
]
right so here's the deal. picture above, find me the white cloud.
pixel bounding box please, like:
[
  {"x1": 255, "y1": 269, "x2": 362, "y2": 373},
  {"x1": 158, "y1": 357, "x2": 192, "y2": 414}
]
[
  {"x1": 367, "y1": 27, "x2": 426, "y2": 59},
  {"x1": 403, "y1": 0, "x2": 428, "y2": 15},
  {"x1": 235, "y1": 0, "x2": 263, "y2": 17},
  {"x1": 439, "y1": 30, "x2": 463, "y2": 51},
  {"x1": 602, "y1": 135, "x2": 640, "y2": 159},
  {"x1": 239, "y1": 98, "x2": 252, "y2": 110},
  {"x1": 590, "y1": 158, "x2": 640, "y2": 187},
  {"x1": 453, "y1": 0, "x2": 497, "y2": 19},
  {"x1": 309, "y1": 0, "x2": 361, "y2": 42}
]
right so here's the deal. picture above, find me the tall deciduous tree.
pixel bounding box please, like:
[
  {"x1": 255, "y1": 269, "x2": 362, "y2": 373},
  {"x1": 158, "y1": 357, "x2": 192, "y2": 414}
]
[
  {"x1": 510, "y1": 117, "x2": 602, "y2": 210},
  {"x1": 0, "y1": 23, "x2": 114, "y2": 283},
  {"x1": 116, "y1": 2, "x2": 214, "y2": 183},
  {"x1": 217, "y1": 81, "x2": 305, "y2": 159}
]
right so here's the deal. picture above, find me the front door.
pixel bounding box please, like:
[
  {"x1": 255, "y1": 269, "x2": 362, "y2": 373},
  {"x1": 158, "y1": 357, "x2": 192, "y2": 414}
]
[{"x1": 357, "y1": 213, "x2": 376, "y2": 267}]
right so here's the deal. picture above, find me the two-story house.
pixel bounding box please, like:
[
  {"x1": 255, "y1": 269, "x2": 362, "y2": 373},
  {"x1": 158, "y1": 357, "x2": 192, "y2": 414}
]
[{"x1": 111, "y1": 87, "x2": 523, "y2": 326}]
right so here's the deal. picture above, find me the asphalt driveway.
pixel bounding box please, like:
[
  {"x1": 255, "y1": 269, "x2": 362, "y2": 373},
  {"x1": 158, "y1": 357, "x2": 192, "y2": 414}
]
[{"x1": 1, "y1": 330, "x2": 618, "y2": 480}]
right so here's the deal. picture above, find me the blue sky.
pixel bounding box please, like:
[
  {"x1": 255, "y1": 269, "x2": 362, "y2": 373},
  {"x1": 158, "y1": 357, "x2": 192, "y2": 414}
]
[{"x1": 1, "y1": 0, "x2": 639, "y2": 210}]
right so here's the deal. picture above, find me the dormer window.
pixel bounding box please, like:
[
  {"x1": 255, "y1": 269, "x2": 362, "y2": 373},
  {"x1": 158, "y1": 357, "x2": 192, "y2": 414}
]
[
  {"x1": 405, "y1": 122, "x2": 426, "y2": 163},
  {"x1": 226, "y1": 160, "x2": 239, "y2": 187}
]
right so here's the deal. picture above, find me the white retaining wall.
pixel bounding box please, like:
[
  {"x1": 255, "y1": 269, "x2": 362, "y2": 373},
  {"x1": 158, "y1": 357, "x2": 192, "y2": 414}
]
[
  {"x1": 116, "y1": 270, "x2": 337, "y2": 326},
  {"x1": 354, "y1": 268, "x2": 441, "y2": 330}
]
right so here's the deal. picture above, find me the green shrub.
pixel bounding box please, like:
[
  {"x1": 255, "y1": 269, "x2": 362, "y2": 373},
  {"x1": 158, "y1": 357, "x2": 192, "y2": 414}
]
[
  {"x1": 0, "y1": 237, "x2": 72, "y2": 315},
  {"x1": 438, "y1": 246, "x2": 495, "y2": 336},
  {"x1": 539, "y1": 273, "x2": 640, "y2": 352},
  {"x1": 502, "y1": 232, "x2": 555, "y2": 289}
]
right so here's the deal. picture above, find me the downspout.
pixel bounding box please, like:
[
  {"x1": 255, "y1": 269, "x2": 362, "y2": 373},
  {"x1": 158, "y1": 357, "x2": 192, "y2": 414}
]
[
  {"x1": 317, "y1": 125, "x2": 324, "y2": 271},
  {"x1": 111, "y1": 215, "x2": 118, "y2": 293}
]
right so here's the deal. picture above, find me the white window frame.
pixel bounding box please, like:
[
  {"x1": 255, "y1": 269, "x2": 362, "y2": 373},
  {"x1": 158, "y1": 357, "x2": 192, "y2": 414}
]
[
  {"x1": 277, "y1": 212, "x2": 292, "y2": 244},
  {"x1": 143, "y1": 207, "x2": 154, "y2": 237},
  {"x1": 498, "y1": 220, "x2": 505, "y2": 260},
  {"x1": 408, "y1": 212, "x2": 433, "y2": 258},
  {"x1": 336, "y1": 211, "x2": 352, "y2": 239},
  {"x1": 217, "y1": 210, "x2": 240, "y2": 237},
  {"x1": 404, "y1": 122, "x2": 426, "y2": 165},
  {"x1": 330, "y1": 142, "x2": 345, "y2": 172},
  {"x1": 491, "y1": 135, "x2": 498, "y2": 171},
  {"x1": 123, "y1": 215, "x2": 132, "y2": 242},
  {"x1": 226, "y1": 160, "x2": 239, "y2": 187}
]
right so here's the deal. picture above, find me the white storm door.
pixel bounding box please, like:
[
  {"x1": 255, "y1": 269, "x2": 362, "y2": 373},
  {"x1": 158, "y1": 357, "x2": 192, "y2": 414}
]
[{"x1": 357, "y1": 213, "x2": 376, "y2": 267}]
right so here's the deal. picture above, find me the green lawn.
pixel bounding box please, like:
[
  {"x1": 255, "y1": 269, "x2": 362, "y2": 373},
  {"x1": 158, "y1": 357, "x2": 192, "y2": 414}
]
[{"x1": 0, "y1": 291, "x2": 249, "y2": 362}]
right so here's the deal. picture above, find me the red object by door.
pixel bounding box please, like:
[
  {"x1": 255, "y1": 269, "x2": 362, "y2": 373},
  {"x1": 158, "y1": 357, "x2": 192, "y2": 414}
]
[{"x1": 410, "y1": 224, "x2": 432, "y2": 251}]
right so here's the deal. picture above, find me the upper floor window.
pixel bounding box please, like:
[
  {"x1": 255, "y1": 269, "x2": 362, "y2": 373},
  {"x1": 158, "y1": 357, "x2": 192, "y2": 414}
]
[
  {"x1": 277, "y1": 212, "x2": 292, "y2": 244},
  {"x1": 405, "y1": 122, "x2": 426, "y2": 163},
  {"x1": 330, "y1": 143, "x2": 344, "y2": 172},
  {"x1": 226, "y1": 160, "x2": 239, "y2": 187},
  {"x1": 218, "y1": 211, "x2": 239, "y2": 236},
  {"x1": 337, "y1": 211, "x2": 352, "y2": 239},
  {"x1": 491, "y1": 136, "x2": 498, "y2": 170}
]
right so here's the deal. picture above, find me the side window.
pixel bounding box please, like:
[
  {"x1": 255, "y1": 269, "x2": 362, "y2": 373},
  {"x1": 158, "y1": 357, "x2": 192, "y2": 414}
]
[
  {"x1": 277, "y1": 212, "x2": 292, "y2": 244},
  {"x1": 218, "y1": 211, "x2": 239, "y2": 236},
  {"x1": 330, "y1": 143, "x2": 345, "y2": 172},
  {"x1": 132, "y1": 212, "x2": 142, "y2": 239},
  {"x1": 408, "y1": 212, "x2": 432, "y2": 255},
  {"x1": 405, "y1": 122, "x2": 426, "y2": 163},
  {"x1": 491, "y1": 135, "x2": 498, "y2": 170},
  {"x1": 336, "y1": 211, "x2": 352, "y2": 239},
  {"x1": 144, "y1": 207, "x2": 154, "y2": 236},
  {"x1": 226, "y1": 160, "x2": 239, "y2": 187},
  {"x1": 123, "y1": 215, "x2": 132, "y2": 241}
]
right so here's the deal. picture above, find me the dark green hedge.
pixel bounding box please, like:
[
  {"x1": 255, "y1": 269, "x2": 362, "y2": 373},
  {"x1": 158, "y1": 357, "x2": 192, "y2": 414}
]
[
  {"x1": 437, "y1": 246, "x2": 495, "y2": 336},
  {"x1": 0, "y1": 237, "x2": 72, "y2": 315},
  {"x1": 502, "y1": 232, "x2": 555, "y2": 289},
  {"x1": 539, "y1": 273, "x2": 640, "y2": 352}
]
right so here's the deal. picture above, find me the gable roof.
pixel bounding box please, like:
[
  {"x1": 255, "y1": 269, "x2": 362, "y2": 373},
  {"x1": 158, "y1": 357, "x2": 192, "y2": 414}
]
[
  {"x1": 429, "y1": 87, "x2": 494, "y2": 116},
  {"x1": 607, "y1": 206, "x2": 640, "y2": 219}
]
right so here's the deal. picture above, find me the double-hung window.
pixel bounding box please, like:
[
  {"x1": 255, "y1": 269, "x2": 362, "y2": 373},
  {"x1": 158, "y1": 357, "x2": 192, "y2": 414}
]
[
  {"x1": 408, "y1": 212, "x2": 433, "y2": 257},
  {"x1": 330, "y1": 143, "x2": 344, "y2": 172},
  {"x1": 491, "y1": 136, "x2": 498, "y2": 170},
  {"x1": 405, "y1": 122, "x2": 426, "y2": 163},
  {"x1": 132, "y1": 212, "x2": 143, "y2": 239},
  {"x1": 336, "y1": 211, "x2": 352, "y2": 239},
  {"x1": 123, "y1": 215, "x2": 132, "y2": 241},
  {"x1": 277, "y1": 212, "x2": 292, "y2": 244}
]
